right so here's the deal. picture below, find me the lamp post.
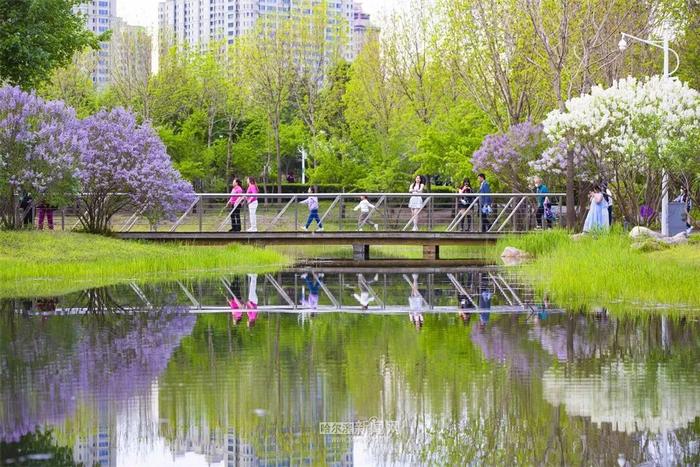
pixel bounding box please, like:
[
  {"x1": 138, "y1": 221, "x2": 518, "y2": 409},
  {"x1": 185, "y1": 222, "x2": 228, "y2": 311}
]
[
  {"x1": 299, "y1": 147, "x2": 307, "y2": 184},
  {"x1": 618, "y1": 30, "x2": 680, "y2": 236}
]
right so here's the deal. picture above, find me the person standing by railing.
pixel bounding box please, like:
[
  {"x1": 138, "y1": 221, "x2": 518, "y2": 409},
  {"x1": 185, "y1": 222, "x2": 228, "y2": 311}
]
[
  {"x1": 300, "y1": 186, "x2": 323, "y2": 232},
  {"x1": 477, "y1": 173, "x2": 492, "y2": 232},
  {"x1": 227, "y1": 178, "x2": 243, "y2": 232},
  {"x1": 408, "y1": 175, "x2": 425, "y2": 231},
  {"x1": 245, "y1": 176, "x2": 259, "y2": 232},
  {"x1": 534, "y1": 176, "x2": 551, "y2": 229},
  {"x1": 457, "y1": 179, "x2": 473, "y2": 231}
]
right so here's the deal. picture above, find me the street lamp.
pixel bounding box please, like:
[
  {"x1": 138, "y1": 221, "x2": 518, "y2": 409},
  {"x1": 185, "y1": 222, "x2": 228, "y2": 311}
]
[{"x1": 618, "y1": 30, "x2": 680, "y2": 236}]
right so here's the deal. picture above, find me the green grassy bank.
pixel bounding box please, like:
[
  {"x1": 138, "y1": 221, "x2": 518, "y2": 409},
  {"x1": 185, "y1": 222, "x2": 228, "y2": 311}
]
[
  {"x1": 498, "y1": 229, "x2": 700, "y2": 313},
  {"x1": 0, "y1": 231, "x2": 290, "y2": 298}
]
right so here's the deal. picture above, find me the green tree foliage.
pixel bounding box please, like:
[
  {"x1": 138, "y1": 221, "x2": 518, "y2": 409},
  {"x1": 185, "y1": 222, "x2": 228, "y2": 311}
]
[
  {"x1": 37, "y1": 52, "x2": 98, "y2": 118},
  {"x1": 0, "y1": 0, "x2": 105, "y2": 89}
]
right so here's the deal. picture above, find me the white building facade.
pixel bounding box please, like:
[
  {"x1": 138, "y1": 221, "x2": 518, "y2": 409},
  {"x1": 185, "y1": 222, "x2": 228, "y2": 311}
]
[
  {"x1": 75, "y1": 0, "x2": 117, "y2": 87},
  {"x1": 158, "y1": 0, "x2": 374, "y2": 61}
]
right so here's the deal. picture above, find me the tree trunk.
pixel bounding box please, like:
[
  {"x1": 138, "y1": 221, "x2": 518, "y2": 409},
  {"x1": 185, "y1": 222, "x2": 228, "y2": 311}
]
[
  {"x1": 274, "y1": 113, "x2": 282, "y2": 194},
  {"x1": 566, "y1": 148, "x2": 576, "y2": 229},
  {"x1": 226, "y1": 116, "x2": 234, "y2": 180}
]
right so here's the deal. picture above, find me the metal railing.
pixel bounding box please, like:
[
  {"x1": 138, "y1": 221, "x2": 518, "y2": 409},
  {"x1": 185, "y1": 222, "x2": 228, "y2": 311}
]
[
  {"x1": 52, "y1": 192, "x2": 566, "y2": 233},
  {"x1": 13, "y1": 268, "x2": 562, "y2": 315}
]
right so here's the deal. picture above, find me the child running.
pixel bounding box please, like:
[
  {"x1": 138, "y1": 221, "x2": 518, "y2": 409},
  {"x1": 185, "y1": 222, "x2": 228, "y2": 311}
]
[
  {"x1": 353, "y1": 195, "x2": 379, "y2": 231},
  {"x1": 300, "y1": 187, "x2": 323, "y2": 232}
]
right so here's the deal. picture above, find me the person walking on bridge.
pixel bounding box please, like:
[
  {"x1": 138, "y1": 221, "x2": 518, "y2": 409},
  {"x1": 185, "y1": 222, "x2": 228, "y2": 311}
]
[
  {"x1": 227, "y1": 178, "x2": 243, "y2": 232},
  {"x1": 300, "y1": 186, "x2": 323, "y2": 232},
  {"x1": 245, "y1": 177, "x2": 259, "y2": 232},
  {"x1": 354, "y1": 196, "x2": 379, "y2": 231}
]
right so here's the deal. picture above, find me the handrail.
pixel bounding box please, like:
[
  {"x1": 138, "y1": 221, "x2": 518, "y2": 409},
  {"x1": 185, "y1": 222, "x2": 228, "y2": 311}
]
[{"x1": 167, "y1": 192, "x2": 566, "y2": 197}]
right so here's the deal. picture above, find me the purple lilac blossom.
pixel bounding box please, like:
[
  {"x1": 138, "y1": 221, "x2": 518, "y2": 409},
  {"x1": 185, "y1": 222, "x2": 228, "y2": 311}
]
[
  {"x1": 80, "y1": 108, "x2": 195, "y2": 230},
  {"x1": 472, "y1": 121, "x2": 544, "y2": 190},
  {"x1": 0, "y1": 86, "x2": 85, "y2": 203}
]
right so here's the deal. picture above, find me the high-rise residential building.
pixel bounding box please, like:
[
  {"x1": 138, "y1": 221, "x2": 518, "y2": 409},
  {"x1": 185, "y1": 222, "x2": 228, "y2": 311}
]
[
  {"x1": 74, "y1": 0, "x2": 117, "y2": 87},
  {"x1": 158, "y1": 0, "x2": 374, "y2": 62},
  {"x1": 352, "y1": 2, "x2": 379, "y2": 58},
  {"x1": 110, "y1": 18, "x2": 153, "y2": 88}
]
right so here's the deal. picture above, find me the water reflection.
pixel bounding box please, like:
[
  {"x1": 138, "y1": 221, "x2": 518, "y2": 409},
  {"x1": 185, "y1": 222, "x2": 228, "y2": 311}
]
[{"x1": 0, "y1": 268, "x2": 698, "y2": 465}]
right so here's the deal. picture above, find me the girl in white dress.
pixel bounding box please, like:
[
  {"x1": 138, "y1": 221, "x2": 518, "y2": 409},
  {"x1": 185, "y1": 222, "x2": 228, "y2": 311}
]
[{"x1": 408, "y1": 175, "x2": 425, "y2": 231}]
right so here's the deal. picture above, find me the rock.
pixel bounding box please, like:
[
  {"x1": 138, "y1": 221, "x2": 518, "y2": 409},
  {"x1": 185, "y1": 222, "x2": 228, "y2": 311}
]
[
  {"x1": 501, "y1": 246, "x2": 530, "y2": 258},
  {"x1": 665, "y1": 231, "x2": 689, "y2": 245},
  {"x1": 629, "y1": 226, "x2": 663, "y2": 240}
]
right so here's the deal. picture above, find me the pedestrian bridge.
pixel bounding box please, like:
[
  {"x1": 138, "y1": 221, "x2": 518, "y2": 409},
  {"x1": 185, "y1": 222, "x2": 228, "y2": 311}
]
[{"x1": 58, "y1": 192, "x2": 564, "y2": 259}]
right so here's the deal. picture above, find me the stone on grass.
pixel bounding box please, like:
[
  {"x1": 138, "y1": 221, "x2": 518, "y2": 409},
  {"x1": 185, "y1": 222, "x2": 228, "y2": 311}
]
[
  {"x1": 629, "y1": 226, "x2": 663, "y2": 240},
  {"x1": 663, "y1": 232, "x2": 688, "y2": 245}
]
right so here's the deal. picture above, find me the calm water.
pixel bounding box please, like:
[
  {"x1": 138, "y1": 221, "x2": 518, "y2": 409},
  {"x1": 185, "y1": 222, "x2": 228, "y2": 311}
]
[{"x1": 1, "y1": 269, "x2": 699, "y2": 466}]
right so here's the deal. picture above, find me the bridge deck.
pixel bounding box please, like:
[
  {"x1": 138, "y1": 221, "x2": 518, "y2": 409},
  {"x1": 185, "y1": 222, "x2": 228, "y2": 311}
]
[{"x1": 115, "y1": 231, "x2": 504, "y2": 245}]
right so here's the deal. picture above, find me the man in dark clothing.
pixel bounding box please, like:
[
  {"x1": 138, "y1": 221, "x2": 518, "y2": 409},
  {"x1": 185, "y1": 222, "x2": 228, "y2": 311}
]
[
  {"x1": 477, "y1": 173, "x2": 492, "y2": 232},
  {"x1": 534, "y1": 176, "x2": 551, "y2": 229}
]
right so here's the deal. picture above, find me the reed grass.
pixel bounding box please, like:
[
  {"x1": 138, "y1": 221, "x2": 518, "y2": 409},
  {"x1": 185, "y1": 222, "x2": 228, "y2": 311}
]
[
  {"x1": 0, "y1": 231, "x2": 290, "y2": 298},
  {"x1": 499, "y1": 229, "x2": 700, "y2": 312}
]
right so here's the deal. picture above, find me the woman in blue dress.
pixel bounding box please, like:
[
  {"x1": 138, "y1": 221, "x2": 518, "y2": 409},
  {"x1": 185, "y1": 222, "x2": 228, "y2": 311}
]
[{"x1": 583, "y1": 185, "x2": 610, "y2": 232}]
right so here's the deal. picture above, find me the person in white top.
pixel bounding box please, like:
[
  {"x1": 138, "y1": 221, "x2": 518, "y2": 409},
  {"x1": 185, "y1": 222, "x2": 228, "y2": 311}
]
[
  {"x1": 353, "y1": 196, "x2": 379, "y2": 231},
  {"x1": 408, "y1": 175, "x2": 425, "y2": 231}
]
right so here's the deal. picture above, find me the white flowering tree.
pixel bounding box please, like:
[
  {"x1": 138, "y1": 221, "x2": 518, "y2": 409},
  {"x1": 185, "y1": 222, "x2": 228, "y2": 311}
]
[{"x1": 538, "y1": 76, "x2": 700, "y2": 224}]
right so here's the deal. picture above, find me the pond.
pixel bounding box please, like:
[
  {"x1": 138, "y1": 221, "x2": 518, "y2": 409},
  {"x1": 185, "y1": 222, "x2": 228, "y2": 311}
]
[{"x1": 0, "y1": 268, "x2": 698, "y2": 465}]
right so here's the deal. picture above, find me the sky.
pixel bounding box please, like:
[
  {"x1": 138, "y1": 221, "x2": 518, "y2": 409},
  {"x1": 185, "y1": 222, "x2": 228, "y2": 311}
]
[{"x1": 117, "y1": 0, "x2": 406, "y2": 33}]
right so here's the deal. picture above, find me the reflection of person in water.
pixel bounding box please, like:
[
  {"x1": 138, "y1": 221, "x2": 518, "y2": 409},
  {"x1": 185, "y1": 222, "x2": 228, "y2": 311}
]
[
  {"x1": 536, "y1": 293, "x2": 550, "y2": 321},
  {"x1": 246, "y1": 273, "x2": 258, "y2": 328},
  {"x1": 478, "y1": 274, "x2": 492, "y2": 329},
  {"x1": 458, "y1": 293, "x2": 474, "y2": 324},
  {"x1": 228, "y1": 276, "x2": 244, "y2": 325},
  {"x1": 353, "y1": 273, "x2": 378, "y2": 310},
  {"x1": 408, "y1": 273, "x2": 424, "y2": 329},
  {"x1": 300, "y1": 272, "x2": 322, "y2": 310},
  {"x1": 36, "y1": 297, "x2": 57, "y2": 313}
]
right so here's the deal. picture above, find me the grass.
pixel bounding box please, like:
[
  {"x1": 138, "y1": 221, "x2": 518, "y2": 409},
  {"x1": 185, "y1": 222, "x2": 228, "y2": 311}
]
[
  {"x1": 497, "y1": 229, "x2": 700, "y2": 313},
  {"x1": 0, "y1": 231, "x2": 290, "y2": 298}
]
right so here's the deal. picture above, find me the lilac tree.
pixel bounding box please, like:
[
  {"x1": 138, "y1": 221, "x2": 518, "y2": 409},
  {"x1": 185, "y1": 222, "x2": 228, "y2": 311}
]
[
  {"x1": 79, "y1": 108, "x2": 195, "y2": 232},
  {"x1": 0, "y1": 86, "x2": 84, "y2": 229},
  {"x1": 472, "y1": 121, "x2": 547, "y2": 192}
]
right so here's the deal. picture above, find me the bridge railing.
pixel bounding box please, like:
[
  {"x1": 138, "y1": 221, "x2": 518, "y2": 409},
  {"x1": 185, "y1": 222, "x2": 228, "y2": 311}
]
[{"x1": 55, "y1": 192, "x2": 566, "y2": 233}]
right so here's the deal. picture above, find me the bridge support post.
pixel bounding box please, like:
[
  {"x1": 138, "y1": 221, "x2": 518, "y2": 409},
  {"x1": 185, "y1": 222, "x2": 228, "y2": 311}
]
[
  {"x1": 352, "y1": 244, "x2": 370, "y2": 261},
  {"x1": 422, "y1": 245, "x2": 440, "y2": 260}
]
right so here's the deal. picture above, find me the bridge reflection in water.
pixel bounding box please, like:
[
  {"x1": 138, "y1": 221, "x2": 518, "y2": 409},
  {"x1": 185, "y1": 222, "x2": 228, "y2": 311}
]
[{"x1": 17, "y1": 267, "x2": 559, "y2": 318}]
